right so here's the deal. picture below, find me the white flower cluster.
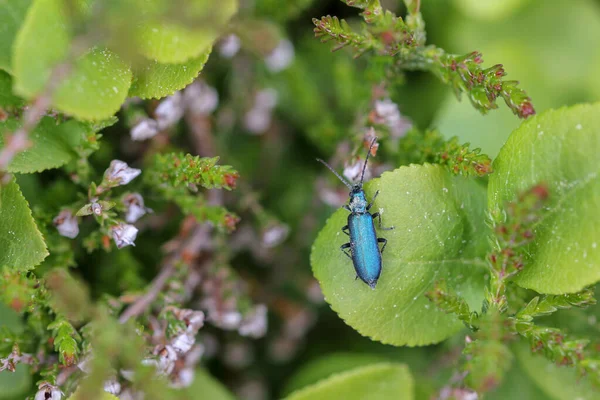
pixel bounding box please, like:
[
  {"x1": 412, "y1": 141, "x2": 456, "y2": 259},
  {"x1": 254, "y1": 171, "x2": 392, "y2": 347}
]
[{"x1": 54, "y1": 160, "x2": 148, "y2": 250}]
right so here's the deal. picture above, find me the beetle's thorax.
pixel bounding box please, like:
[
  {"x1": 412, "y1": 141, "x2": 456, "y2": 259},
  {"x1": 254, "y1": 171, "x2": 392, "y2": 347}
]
[{"x1": 348, "y1": 187, "x2": 368, "y2": 213}]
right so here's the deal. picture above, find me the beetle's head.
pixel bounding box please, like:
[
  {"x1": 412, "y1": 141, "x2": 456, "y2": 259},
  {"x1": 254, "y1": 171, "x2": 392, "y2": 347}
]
[{"x1": 348, "y1": 187, "x2": 367, "y2": 213}]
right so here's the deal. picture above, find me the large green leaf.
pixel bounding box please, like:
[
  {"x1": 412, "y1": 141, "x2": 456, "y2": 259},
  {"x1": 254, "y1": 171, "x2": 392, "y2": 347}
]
[
  {"x1": 0, "y1": 179, "x2": 47, "y2": 271},
  {"x1": 129, "y1": 48, "x2": 211, "y2": 99},
  {"x1": 284, "y1": 363, "x2": 413, "y2": 400},
  {"x1": 52, "y1": 48, "x2": 132, "y2": 120},
  {"x1": 311, "y1": 164, "x2": 488, "y2": 346},
  {"x1": 515, "y1": 343, "x2": 596, "y2": 400},
  {"x1": 135, "y1": 0, "x2": 237, "y2": 64},
  {"x1": 284, "y1": 353, "x2": 387, "y2": 395},
  {"x1": 489, "y1": 103, "x2": 600, "y2": 294},
  {"x1": 0, "y1": 0, "x2": 32, "y2": 73},
  {"x1": 12, "y1": 0, "x2": 131, "y2": 120},
  {"x1": 0, "y1": 117, "x2": 86, "y2": 173}
]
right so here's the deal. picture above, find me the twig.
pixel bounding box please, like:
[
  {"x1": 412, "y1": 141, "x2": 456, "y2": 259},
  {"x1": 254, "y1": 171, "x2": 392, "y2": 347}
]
[{"x1": 119, "y1": 224, "x2": 212, "y2": 323}]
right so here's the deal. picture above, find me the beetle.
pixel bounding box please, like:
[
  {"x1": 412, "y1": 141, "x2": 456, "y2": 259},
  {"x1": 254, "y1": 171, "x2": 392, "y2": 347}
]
[{"x1": 317, "y1": 138, "x2": 393, "y2": 289}]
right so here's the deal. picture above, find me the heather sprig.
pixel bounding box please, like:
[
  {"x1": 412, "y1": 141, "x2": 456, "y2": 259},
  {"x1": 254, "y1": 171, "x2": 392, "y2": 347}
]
[{"x1": 314, "y1": 0, "x2": 535, "y2": 118}]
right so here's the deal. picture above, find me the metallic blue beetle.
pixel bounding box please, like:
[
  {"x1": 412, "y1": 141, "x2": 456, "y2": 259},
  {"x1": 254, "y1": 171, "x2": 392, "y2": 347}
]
[{"x1": 317, "y1": 138, "x2": 393, "y2": 289}]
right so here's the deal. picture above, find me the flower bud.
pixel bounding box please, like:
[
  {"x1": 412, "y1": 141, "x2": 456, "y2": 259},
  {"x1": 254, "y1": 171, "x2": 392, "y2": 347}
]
[
  {"x1": 131, "y1": 118, "x2": 159, "y2": 141},
  {"x1": 265, "y1": 39, "x2": 294, "y2": 72},
  {"x1": 184, "y1": 82, "x2": 219, "y2": 116},
  {"x1": 111, "y1": 222, "x2": 139, "y2": 249},
  {"x1": 238, "y1": 304, "x2": 268, "y2": 338},
  {"x1": 123, "y1": 193, "x2": 150, "y2": 223},
  {"x1": 53, "y1": 210, "x2": 79, "y2": 239},
  {"x1": 155, "y1": 92, "x2": 184, "y2": 129},
  {"x1": 219, "y1": 34, "x2": 241, "y2": 58}
]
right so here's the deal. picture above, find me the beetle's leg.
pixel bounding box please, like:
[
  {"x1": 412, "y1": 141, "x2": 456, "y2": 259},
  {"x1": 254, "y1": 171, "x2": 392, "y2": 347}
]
[
  {"x1": 377, "y1": 237, "x2": 388, "y2": 254},
  {"x1": 342, "y1": 225, "x2": 350, "y2": 236},
  {"x1": 342, "y1": 204, "x2": 351, "y2": 211},
  {"x1": 366, "y1": 190, "x2": 380, "y2": 211},
  {"x1": 372, "y1": 212, "x2": 394, "y2": 230},
  {"x1": 340, "y1": 242, "x2": 352, "y2": 259}
]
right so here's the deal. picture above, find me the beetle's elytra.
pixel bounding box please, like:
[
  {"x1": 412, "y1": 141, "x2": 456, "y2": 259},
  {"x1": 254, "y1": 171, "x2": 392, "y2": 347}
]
[{"x1": 317, "y1": 138, "x2": 393, "y2": 289}]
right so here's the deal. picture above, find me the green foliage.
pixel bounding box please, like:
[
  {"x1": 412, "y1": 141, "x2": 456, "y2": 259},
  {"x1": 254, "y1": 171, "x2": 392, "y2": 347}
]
[
  {"x1": 134, "y1": 0, "x2": 237, "y2": 64},
  {"x1": 0, "y1": 0, "x2": 32, "y2": 73},
  {"x1": 0, "y1": 179, "x2": 47, "y2": 271},
  {"x1": 398, "y1": 129, "x2": 492, "y2": 177},
  {"x1": 48, "y1": 316, "x2": 81, "y2": 366},
  {"x1": 283, "y1": 353, "x2": 387, "y2": 395},
  {"x1": 489, "y1": 103, "x2": 600, "y2": 294},
  {"x1": 150, "y1": 153, "x2": 239, "y2": 191},
  {"x1": 515, "y1": 343, "x2": 598, "y2": 400},
  {"x1": 0, "y1": 117, "x2": 84, "y2": 173},
  {"x1": 129, "y1": 49, "x2": 212, "y2": 99},
  {"x1": 312, "y1": 164, "x2": 488, "y2": 346},
  {"x1": 313, "y1": 0, "x2": 534, "y2": 118},
  {"x1": 284, "y1": 363, "x2": 414, "y2": 400},
  {"x1": 0, "y1": 0, "x2": 599, "y2": 398}
]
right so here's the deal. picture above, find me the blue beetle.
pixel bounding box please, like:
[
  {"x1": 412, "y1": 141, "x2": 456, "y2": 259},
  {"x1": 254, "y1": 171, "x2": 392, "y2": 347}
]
[{"x1": 317, "y1": 138, "x2": 393, "y2": 289}]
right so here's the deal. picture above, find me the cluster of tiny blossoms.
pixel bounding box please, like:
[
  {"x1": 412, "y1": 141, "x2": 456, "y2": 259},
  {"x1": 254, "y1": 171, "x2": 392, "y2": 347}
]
[{"x1": 53, "y1": 160, "x2": 148, "y2": 249}]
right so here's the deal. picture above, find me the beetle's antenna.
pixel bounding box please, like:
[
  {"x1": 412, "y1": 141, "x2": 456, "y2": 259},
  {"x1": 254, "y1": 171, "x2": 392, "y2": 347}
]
[
  {"x1": 316, "y1": 158, "x2": 353, "y2": 189},
  {"x1": 360, "y1": 137, "x2": 378, "y2": 185}
]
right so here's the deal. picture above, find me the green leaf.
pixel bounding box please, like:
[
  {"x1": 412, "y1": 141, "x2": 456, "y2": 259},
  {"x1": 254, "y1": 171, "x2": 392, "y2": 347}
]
[
  {"x1": 128, "y1": 48, "x2": 211, "y2": 99},
  {"x1": 0, "y1": 117, "x2": 86, "y2": 173},
  {"x1": 0, "y1": 0, "x2": 32, "y2": 73},
  {"x1": 12, "y1": 0, "x2": 131, "y2": 120},
  {"x1": 311, "y1": 164, "x2": 488, "y2": 346},
  {"x1": 284, "y1": 363, "x2": 414, "y2": 400},
  {"x1": 51, "y1": 48, "x2": 132, "y2": 120},
  {"x1": 489, "y1": 103, "x2": 600, "y2": 294},
  {"x1": 135, "y1": 0, "x2": 237, "y2": 64},
  {"x1": 515, "y1": 343, "x2": 597, "y2": 400},
  {"x1": 284, "y1": 353, "x2": 387, "y2": 395},
  {"x1": 0, "y1": 364, "x2": 31, "y2": 399},
  {"x1": 184, "y1": 369, "x2": 236, "y2": 400},
  {"x1": 68, "y1": 389, "x2": 119, "y2": 400},
  {"x1": 0, "y1": 71, "x2": 24, "y2": 108},
  {"x1": 0, "y1": 179, "x2": 47, "y2": 271}
]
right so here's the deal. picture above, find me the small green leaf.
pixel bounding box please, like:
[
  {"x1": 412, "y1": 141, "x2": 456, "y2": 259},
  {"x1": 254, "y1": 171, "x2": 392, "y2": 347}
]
[
  {"x1": 311, "y1": 164, "x2": 488, "y2": 346},
  {"x1": 284, "y1": 353, "x2": 387, "y2": 395},
  {"x1": 0, "y1": 117, "x2": 85, "y2": 173},
  {"x1": 135, "y1": 0, "x2": 237, "y2": 64},
  {"x1": 489, "y1": 103, "x2": 600, "y2": 294},
  {"x1": 0, "y1": 179, "x2": 47, "y2": 271},
  {"x1": 128, "y1": 48, "x2": 211, "y2": 99},
  {"x1": 284, "y1": 363, "x2": 414, "y2": 400},
  {"x1": 515, "y1": 343, "x2": 597, "y2": 400},
  {"x1": 0, "y1": 0, "x2": 32, "y2": 73},
  {"x1": 12, "y1": 0, "x2": 131, "y2": 120},
  {"x1": 184, "y1": 369, "x2": 236, "y2": 400}
]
